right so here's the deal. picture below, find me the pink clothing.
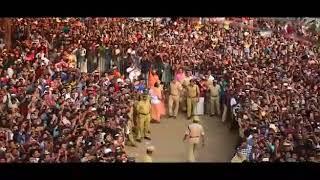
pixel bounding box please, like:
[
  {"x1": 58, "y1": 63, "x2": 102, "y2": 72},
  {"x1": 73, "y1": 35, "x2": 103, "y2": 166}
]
[
  {"x1": 55, "y1": 60, "x2": 69, "y2": 70},
  {"x1": 150, "y1": 87, "x2": 166, "y2": 122},
  {"x1": 175, "y1": 72, "x2": 185, "y2": 83},
  {"x1": 148, "y1": 71, "x2": 160, "y2": 89},
  {"x1": 44, "y1": 95, "x2": 55, "y2": 107}
]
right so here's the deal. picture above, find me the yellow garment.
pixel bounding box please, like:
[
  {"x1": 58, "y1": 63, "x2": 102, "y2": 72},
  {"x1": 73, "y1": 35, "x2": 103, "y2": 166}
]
[
  {"x1": 224, "y1": 21, "x2": 230, "y2": 30},
  {"x1": 195, "y1": 24, "x2": 203, "y2": 31},
  {"x1": 231, "y1": 154, "x2": 246, "y2": 163},
  {"x1": 209, "y1": 84, "x2": 221, "y2": 115},
  {"x1": 187, "y1": 142, "x2": 197, "y2": 162},
  {"x1": 187, "y1": 97, "x2": 198, "y2": 118},
  {"x1": 182, "y1": 77, "x2": 192, "y2": 87},
  {"x1": 136, "y1": 99, "x2": 151, "y2": 140},
  {"x1": 68, "y1": 54, "x2": 77, "y2": 68},
  {"x1": 143, "y1": 155, "x2": 153, "y2": 163},
  {"x1": 208, "y1": 84, "x2": 220, "y2": 97},
  {"x1": 168, "y1": 95, "x2": 180, "y2": 117},
  {"x1": 137, "y1": 99, "x2": 151, "y2": 115},
  {"x1": 186, "y1": 85, "x2": 199, "y2": 118},
  {"x1": 170, "y1": 81, "x2": 181, "y2": 96},
  {"x1": 187, "y1": 85, "x2": 199, "y2": 98},
  {"x1": 169, "y1": 81, "x2": 181, "y2": 116}
]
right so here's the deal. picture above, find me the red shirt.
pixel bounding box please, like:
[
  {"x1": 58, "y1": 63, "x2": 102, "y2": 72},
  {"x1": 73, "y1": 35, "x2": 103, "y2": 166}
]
[
  {"x1": 50, "y1": 80, "x2": 60, "y2": 90},
  {"x1": 114, "y1": 83, "x2": 120, "y2": 92},
  {"x1": 10, "y1": 87, "x2": 18, "y2": 94},
  {"x1": 85, "y1": 88, "x2": 97, "y2": 97},
  {"x1": 35, "y1": 67, "x2": 44, "y2": 80},
  {"x1": 44, "y1": 94, "x2": 56, "y2": 107},
  {"x1": 25, "y1": 52, "x2": 35, "y2": 62},
  {"x1": 0, "y1": 77, "x2": 9, "y2": 84},
  {"x1": 199, "y1": 81, "x2": 207, "y2": 97},
  {"x1": 113, "y1": 70, "x2": 121, "y2": 78},
  {"x1": 55, "y1": 60, "x2": 69, "y2": 69},
  {"x1": 38, "y1": 45, "x2": 47, "y2": 54},
  {"x1": 44, "y1": 78, "x2": 52, "y2": 85},
  {"x1": 136, "y1": 33, "x2": 142, "y2": 40}
]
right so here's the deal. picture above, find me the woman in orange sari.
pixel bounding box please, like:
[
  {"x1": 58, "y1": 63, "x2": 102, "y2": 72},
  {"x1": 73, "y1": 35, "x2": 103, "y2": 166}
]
[
  {"x1": 150, "y1": 82, "x2": 166, "y2": 123},
  {"x1": 148, "y1": 70, "x2": 160, "y2": 89}
]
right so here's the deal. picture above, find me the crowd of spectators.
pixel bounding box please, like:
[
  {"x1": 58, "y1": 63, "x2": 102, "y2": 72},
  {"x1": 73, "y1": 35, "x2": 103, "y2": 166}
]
[{"x1": 0, "y1": 17, "x2": 319, "y2": 162}]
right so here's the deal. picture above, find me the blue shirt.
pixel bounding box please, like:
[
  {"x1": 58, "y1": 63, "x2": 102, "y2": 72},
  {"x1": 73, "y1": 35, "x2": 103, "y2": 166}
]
[
  {"x1": 61, "y1": 72, "x2": 69, "y2": 83},
  {"x1": 246, "y1": 136, "x2": 254, "y2": 159},
  {"x1": 16, "y1": 132, "x2": 27, "y2": 144},
  {"x1": 135, "y1": 84, "x2": 145, "y2": 92},
  {"x1": 53, "y1": 126, "x2": 60, "y2": 138}
]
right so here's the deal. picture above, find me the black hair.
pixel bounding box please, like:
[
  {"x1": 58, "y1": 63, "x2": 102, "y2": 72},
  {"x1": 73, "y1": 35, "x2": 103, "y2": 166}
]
[{"x1": 146, "y1": 149, "x2": 153, "y2": 155}]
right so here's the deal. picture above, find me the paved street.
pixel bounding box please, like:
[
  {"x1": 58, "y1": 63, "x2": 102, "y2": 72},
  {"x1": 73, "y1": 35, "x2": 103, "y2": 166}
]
[{"x1": 126, "y1": 114, "x2": 238, "y2": 162}]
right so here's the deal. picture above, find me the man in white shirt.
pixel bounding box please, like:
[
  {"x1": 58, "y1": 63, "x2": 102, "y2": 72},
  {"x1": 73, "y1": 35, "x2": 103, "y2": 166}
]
[
  {"x1": 7, "y1": 67, "x2": 14, "y2": 79},
  {"x1": 127, "y1": 64, "x2": 141, "y2": 83},
  {"x1": 76, "y1": 45, "x2": 87, "y2": 73},
  {"x1": 207, "y1": 70, "x2": 215, "y2": 82}
]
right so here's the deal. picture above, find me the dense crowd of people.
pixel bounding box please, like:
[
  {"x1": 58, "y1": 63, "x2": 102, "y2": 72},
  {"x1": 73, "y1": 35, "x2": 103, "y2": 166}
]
[{"x1": 0, "y1": 17, "x2": 319, "y2": 163}]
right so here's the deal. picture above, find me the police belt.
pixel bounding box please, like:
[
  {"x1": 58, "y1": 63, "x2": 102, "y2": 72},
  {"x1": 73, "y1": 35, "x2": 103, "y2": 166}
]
[
  {"x1": 188, "y1": 96, "x2": 197, "y2": 98},
  {"x1": 139, "y1": 113, "x2": 150, "y2": 115},
  {"x1": 211, "y1": 95, "x2": 218, "y2": 97},
  {"x1": 189, "y1": 136, "x2": 200, "y2": 138},
  {"x1": 170, "y1": 94, "x2": 179, "y2": 96}
]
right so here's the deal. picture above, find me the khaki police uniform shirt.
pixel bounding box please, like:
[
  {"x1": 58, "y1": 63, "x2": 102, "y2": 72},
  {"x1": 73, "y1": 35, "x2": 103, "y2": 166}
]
[
  {"x1": 231, "y1": 153, "x2": 246, "y2": 163},
  {"x1": 137, "y1": 99, "x2": 151, "y2": 115},
  {"x1": 187, "y1": 85, "x2": 200, "y2": 98},
  {"x1": 209, "y1": 84, "x2": 221, "y2": 97},
  {"x1": 143, "y1": 154, "x2": 153, "y2": 162},
  {"x1": 185, "y1": 123, "x2": 204, "y2": 144},
  {"x1": 170, "y1": 81, "x2": 182, "y2": 96},
  {"x1": 182, "y1": 76, "x2": 192, "y2": 87},
  {"x1": 204, "y1": 79, "x2": 212, "y2": 88}
]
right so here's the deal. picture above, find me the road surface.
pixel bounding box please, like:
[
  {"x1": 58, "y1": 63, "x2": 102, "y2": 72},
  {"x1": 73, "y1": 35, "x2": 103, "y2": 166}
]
[{"x1": 126, "y1": 113, "x2": 238, "y2": 162}]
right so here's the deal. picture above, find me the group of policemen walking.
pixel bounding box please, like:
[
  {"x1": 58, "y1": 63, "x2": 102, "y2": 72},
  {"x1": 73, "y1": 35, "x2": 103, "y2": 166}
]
[
  {"x1": 126, "y1": 74, "x2": 223, "y2": 162},
  {"x1": 168, "y1": 73, "x2": 222, "y2": 119},
  {"x1": 167, "y1": 75, "x2": 221, "y2": 162}
]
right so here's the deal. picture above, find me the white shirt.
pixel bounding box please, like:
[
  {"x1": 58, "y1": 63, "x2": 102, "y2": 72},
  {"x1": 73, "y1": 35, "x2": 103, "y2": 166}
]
[
  {"x1": 127, "y1": 67, "x2": 141, "y2": 82},
  {"x1": 208, "y1": 75, "x2": 215, "y2": 82},
  {"x1": 80, "y1": 48, "x2": 86, "y2": 56},
  {"x1": 39, "y1": 53, "x2": 50, "y2": 65},
  {"x1": 230, "y1": 97, "x2": 237, "y2": 107},
  {"x1": 149, "y1": 89, "x2": 160, "y2": 105},
  {"x1": 7, "y1": 68, "x2": 14, "y2": 78},
  {"x1": 65, "y1": 93, "x2": 71, "y2": 100}
]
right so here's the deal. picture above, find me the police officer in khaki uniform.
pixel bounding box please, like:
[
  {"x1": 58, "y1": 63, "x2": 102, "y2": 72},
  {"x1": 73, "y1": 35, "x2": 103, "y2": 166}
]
[
  {"x1": 143, "y1": 146, "x2": 155, "y2": 162},
  {"x1": 186, "y1": 79, "x2": 200, "y2": 119},
  {"x1": 208, "y1": 80, "x2": 221, "y2": 116},
  {"x1": 204, "y1": 75, "x2": 212, "y2": 115},
  {"x1": 168, "y1": 79, "x2": 182, "y2": 118},
  {"x1": 183, "y1": 116, "x2": 205, "y2": 162},
  {"x1": 181, "y1": 71, "x2": 192, "y2": 112},
  {"x1": 136, "y1": 91, "x2": 152, "y2": 142}
]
